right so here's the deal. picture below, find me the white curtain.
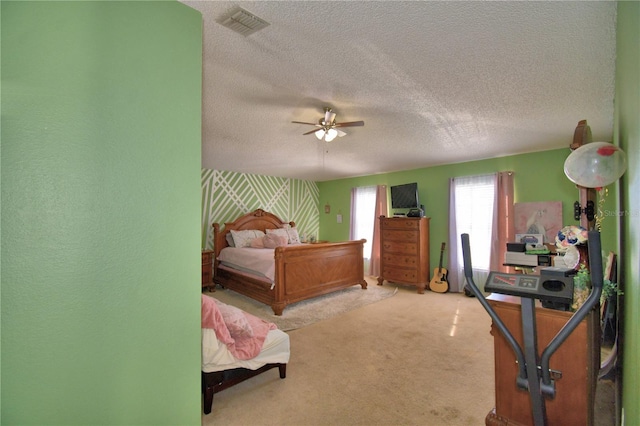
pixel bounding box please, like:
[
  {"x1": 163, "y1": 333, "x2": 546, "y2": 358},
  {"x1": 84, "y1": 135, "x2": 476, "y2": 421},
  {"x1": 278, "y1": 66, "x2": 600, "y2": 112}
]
[
  {"x1": 448, "y1": 173, "x2": 497, "y2": 293},
  {"x1": 350, "y1": 186, "x2": 377, "y2": 264}
]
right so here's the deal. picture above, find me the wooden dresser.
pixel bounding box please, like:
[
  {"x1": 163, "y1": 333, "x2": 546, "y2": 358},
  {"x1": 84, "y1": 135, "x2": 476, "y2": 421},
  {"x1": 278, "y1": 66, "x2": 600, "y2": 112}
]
[
  {"x1": 202, "y1": 249, "x2": 214, "y2": 290},
  {"x1": 485, "y1": 294, "x2": 599, "y2": 426},
  {"x1": 377, "y1": 216, "x2": 430, "y2": 293}
]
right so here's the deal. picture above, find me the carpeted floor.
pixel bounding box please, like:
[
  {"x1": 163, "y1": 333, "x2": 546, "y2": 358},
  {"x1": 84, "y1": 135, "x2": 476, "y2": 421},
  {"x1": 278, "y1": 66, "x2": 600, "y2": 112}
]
[
  {"x1": 203, "y1": 281, "x2": 495, "y2": 425},
  {"x1": 202, "y1": 279, "x2": 616, "y2": 425}
]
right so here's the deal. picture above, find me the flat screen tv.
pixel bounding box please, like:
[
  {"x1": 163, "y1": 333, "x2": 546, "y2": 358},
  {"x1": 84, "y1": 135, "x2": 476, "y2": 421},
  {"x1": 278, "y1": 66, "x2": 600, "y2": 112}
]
[{"x1": 390, "y1": 182, "x2": 419, "y2": 209}]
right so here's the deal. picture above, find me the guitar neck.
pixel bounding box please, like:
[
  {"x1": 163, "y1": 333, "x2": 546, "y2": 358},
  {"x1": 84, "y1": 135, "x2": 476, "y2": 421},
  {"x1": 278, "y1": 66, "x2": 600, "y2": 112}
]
[{"x1": 437, "y1": 243, "x2": 445, "y2": 270}]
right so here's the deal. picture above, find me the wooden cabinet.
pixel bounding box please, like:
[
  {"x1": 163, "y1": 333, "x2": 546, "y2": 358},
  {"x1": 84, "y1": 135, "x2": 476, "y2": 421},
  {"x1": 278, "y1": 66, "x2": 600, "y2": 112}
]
[
  {"x1": 377, "y1": 216, "x2": 430, "y2": 293},
  {"x1": 486, "y1": 294, "x2": 599, "y2": 426},
  {"x1": 202, "y1": 249, "x2": 214, "y2": 290}
]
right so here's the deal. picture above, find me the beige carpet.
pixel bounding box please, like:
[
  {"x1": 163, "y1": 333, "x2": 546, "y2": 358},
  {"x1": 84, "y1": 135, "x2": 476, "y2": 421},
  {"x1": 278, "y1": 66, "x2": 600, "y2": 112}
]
[
  {"x1": 201, "y1": 281, "x2": 616, "y2": 425},
  {"x1": 203, "y1": 283, "x2": 496, "y2": 425},
  {"x1": 204, "y1": 276, "x2": 397, "y2": 331}
]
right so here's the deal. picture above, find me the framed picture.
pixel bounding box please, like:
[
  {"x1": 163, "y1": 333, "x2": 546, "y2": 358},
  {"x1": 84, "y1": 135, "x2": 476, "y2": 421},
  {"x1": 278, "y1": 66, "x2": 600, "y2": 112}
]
[{"x1": 514, "y1": 201, "x2": 563, "y2": 244}]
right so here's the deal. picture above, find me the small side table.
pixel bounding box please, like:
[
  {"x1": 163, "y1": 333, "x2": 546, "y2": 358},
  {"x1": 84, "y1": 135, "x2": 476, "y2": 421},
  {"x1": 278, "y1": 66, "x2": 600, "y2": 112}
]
[{"x1": 202, "y1": 249, "x2": 214, "y2": 291}]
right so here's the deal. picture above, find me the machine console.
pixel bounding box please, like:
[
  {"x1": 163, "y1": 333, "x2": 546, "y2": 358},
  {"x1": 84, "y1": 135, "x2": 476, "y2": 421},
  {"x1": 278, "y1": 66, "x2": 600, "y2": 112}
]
[{"x1": 486, "y1": 271, "x2": 574, "y2": 304}]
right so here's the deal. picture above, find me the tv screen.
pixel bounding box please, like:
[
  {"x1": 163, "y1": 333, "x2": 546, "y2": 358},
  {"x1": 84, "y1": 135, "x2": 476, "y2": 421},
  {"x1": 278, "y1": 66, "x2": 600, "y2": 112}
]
[{"x1": 390, "y1": 182, "x2": 419, "y2": 209}]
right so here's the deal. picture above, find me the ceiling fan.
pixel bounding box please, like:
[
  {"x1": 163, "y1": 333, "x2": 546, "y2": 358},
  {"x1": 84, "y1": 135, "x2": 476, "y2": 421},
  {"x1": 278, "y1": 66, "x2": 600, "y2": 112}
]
[{"x1": 292, "y1": 107, "x2": 364, "y2": 142}]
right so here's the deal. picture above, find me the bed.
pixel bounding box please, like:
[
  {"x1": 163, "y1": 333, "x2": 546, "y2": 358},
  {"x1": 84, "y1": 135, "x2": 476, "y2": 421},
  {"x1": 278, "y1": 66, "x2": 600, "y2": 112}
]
[
  {"x1": 201, "y1": 295, "x2": 290, "y2": 414},
  {"x1": 212, "y1": 208, "x2": 367, "y2": 315}
]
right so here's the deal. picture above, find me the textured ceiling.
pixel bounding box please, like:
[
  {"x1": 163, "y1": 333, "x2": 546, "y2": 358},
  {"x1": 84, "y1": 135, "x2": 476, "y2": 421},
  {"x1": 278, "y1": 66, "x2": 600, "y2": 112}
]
[{"x1": 182, "y1": 1, "x2": 617, "y2": 182}]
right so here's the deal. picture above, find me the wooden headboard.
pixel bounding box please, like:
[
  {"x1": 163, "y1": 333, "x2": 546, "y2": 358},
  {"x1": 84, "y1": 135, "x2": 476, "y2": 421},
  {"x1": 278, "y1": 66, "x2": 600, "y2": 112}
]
[{"x1": 212, "y1": 209, "x2": 295, "y2": 257}]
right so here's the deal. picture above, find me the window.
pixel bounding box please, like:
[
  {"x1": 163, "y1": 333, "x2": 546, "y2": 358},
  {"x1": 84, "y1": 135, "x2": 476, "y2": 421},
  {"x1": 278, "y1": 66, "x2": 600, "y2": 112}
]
[
  {"x1": 350, "y1": 186, "x2": 377, "y2": 260},
  {"x1": 450, "y1": 174, "x2": 497, "y2": 291},
  {"x1": 454, "y1": 174, "x2": 496, "y2": 270}
]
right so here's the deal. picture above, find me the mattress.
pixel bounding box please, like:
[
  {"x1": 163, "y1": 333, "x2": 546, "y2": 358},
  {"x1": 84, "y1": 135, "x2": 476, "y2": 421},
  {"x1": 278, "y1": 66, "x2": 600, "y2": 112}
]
[
  {"x1": 202, "y1": 328, "x2": 290, "y2": 373},
  {"x1": 218, "y1": 247, "x2": 276, "y2": 282},
  {"x1": 217, "y1": 264, "x2": 273, "y2": 284}
]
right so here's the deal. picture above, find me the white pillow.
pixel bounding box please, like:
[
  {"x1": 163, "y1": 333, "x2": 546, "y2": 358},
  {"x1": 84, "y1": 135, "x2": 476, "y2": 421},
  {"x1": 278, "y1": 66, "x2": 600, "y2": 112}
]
[
  {"x1": 225, "y1": 233, "x2": 235, "y2": 247},
  {"x1": 230, "y1": 229, "x2": 266, "y2": 248},
  {"x1": 267, "y1": 227, "x2": 301, "y2": 245},
  {"x1": 286, "y1": 227, "x2": 301, "y2": 244}
]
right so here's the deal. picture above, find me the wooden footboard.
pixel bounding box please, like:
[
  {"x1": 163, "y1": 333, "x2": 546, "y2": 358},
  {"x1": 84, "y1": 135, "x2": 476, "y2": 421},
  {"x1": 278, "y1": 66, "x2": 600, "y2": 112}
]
[
  {"x1": 214, "y1": 240, "x2": 367, "y2": 315},
  {"x1": 270, "y1": 240, "x2": 367, "y2": 315},
  {"x1": 212, "y1": 209, "x2": 367, "y2": 315}
]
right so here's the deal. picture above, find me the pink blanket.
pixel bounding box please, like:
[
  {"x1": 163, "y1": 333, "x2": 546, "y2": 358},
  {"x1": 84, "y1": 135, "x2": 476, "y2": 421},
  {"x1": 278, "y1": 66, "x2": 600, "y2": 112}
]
[{"x1": 201, "y1": 295, "x2": 277, "y2": 360}]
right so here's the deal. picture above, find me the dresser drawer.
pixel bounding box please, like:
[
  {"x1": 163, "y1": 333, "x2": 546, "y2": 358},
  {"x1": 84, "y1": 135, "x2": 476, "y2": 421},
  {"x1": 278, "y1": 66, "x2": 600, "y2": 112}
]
[
  {"x1": 381, "y1": 229, "x2": 418, "y2": 242},
  {"x1": 382, "y1": 267, "x2": 419, "y2": 283},
  {"x1": 382, "y1": 241, "x2": 418, "y2": 254},
  {"x1": 382, "y1": 253, "x2": 418, "y2": 267},
  {"x1": 381, "y1": 218, "x2": 420, "y2": 230}
]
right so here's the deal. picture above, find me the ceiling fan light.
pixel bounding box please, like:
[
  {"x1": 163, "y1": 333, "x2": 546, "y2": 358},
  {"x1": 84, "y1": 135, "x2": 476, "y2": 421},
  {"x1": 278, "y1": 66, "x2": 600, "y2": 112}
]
[
  {"x1": 324, "y1": 107, "x2": 336, "y2": 124},
  {"x1": 325, "y1": 128, "x2": 338, "y2": 142},
  {"x1": 315, "y1": 129, "x2": 325, "y2": 140}
]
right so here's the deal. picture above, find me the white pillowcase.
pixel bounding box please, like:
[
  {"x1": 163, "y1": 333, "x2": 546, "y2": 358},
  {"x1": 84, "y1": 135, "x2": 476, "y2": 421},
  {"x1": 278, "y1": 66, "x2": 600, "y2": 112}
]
[
  {"x1": 225, "y1": 233, "x2": 235, "y2": 247},
  {"x1": 286, "y1": 227, "x2": 301, "y2": 244},
  {"x1": 230, "y1": 229, "x2": 266, "y2": 248}
]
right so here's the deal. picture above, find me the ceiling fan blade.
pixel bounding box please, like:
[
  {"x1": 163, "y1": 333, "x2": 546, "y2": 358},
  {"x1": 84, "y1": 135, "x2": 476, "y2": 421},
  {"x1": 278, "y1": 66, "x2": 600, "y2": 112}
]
[
  {"x1": 292, "y1": 121, "x2": 321, "y2": 126},
  {"x1": 334, "y1": 120, "x2": 364, "y2": 127},
  {"x1": 303, "y1": 128, "x2": 321, "y2": 136}
]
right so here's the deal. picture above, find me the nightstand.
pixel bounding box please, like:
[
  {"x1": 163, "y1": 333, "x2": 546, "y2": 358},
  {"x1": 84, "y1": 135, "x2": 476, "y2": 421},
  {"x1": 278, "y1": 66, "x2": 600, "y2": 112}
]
[{"x1": 202, "y1": 249, "x2": 214, "y2": 291}]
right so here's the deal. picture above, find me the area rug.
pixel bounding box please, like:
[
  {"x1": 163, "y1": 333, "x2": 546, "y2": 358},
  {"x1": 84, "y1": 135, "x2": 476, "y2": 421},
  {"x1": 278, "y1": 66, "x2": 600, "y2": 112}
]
[{"x1": 203, "y1": 277, "x2": 397, "y2": 331}]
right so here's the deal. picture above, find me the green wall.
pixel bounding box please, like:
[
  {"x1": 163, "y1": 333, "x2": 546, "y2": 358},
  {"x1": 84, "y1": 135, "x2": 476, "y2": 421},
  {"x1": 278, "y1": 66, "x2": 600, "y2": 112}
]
[
  {"x1": 615, "y1": 1, "x2": 640, "y2": 424},
  {"x1": 201, "y1": 169, "x2": 319, "y2": 249},
  {"x1": 319, "y1": 148, "x2": 617, "y2": 269},
  {"x1": 1, "y1": 2, "x2": 202, "y2": 424}
]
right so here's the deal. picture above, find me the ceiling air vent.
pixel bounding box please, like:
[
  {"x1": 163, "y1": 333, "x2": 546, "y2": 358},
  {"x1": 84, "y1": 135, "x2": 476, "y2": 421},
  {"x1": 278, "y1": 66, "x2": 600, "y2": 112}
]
[{"x1": 221, "y1": 7, "x2": 270, "y2": 36}]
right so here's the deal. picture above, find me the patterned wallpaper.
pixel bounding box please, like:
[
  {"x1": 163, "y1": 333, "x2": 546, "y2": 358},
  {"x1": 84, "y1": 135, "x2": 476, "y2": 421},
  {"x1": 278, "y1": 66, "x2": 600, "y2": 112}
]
[{"x1": 201, "y1": 169, "x2": 319, "y2": 249}]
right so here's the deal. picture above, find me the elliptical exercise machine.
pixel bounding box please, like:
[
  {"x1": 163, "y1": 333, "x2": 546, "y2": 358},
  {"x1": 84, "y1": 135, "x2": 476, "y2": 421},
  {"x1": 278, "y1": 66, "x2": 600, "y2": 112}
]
[{"x1": 461, "y1": 231, "x2": 603, "y2": 426}]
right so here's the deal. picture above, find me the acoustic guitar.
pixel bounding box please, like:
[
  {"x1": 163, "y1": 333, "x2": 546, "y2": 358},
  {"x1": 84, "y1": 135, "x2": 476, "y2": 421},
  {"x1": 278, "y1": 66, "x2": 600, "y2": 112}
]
[{"x1": 429, "y1": 242, "x2": 449, "y2": 293}]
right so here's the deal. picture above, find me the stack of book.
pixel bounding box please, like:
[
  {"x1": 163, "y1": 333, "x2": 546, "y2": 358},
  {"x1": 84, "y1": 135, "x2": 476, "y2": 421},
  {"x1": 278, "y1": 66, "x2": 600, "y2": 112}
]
[{"x1": 505, "y1": 241, "x2": 542, "y2": 266}]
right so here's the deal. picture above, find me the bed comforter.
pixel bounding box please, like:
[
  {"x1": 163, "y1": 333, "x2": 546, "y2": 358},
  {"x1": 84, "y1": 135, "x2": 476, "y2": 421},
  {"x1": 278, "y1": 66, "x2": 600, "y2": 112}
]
[{"x1": 201, "y1": 294, "x2": 276, "y2": 360}]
